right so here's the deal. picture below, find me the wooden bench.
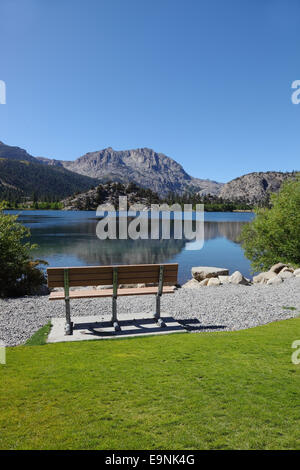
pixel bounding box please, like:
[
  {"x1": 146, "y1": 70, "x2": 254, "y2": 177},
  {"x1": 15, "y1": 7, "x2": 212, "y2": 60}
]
[{"x1": 47, "y1": 263, "x2": 178, "y2": 335}]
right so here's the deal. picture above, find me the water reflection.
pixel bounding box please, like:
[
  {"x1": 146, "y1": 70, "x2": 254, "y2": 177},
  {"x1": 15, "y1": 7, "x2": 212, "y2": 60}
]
[
  {"x1": 9, "y1": 210, "x2": 254, "y2": 283},
  {"x1": 204, "y1": 221, "x2": 247, "y2": 243}
]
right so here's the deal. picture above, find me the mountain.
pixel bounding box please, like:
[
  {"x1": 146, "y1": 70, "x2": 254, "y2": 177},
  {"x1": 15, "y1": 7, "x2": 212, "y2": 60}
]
[
  {"x1": 0, "y1": 141, "x2": 36, "y2": 162},
  {"x1": 37, "y1": 147, "x2": 222, "y2": 196},
  {"x1": 2, "y1": 140, "x2": 296, "y2": 205},
  {"x1": 0, "y1": 142, "x2": 99, "y2": 200},
  {"x1": 219, "y1": 171, "x2": 297, "y2": 204}
]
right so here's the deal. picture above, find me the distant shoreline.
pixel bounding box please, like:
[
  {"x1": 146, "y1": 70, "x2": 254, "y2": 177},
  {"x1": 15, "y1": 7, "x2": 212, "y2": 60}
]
[
  {"x1": 5, "y1": 208, "x2": 255, "y2": 214},
  {"x1": 232, "y1": 209, "x2": 253, "y2": 213}
]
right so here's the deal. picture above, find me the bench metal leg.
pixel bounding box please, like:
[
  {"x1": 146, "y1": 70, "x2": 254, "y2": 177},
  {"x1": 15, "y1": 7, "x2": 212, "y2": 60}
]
[
  {"x1": 64, "y1": 299, "x2": 73, "y2": 335},
  {"x1": 154, "y1": 295, "x2": 166, "y2": 327},
  {"x1": 111, "y1": 297, "x2": 120, "y2": 332}
]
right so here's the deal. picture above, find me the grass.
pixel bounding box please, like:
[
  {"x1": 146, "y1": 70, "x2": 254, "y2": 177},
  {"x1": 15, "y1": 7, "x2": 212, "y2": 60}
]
[
  {"x1": 25, "y1": 323, "x2": 52, "y2": 346},
  {"x1": 0, "y1": 318, "x2": 299, "y2": 450}
]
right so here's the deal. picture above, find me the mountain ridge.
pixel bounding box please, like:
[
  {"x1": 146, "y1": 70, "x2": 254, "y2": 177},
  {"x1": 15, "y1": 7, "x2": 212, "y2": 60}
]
[
  {"x1": 0, "y1": 140, "x2": 298, "y2": 203},
  {"x1": 36, "y1": 146, "x2": 222, "y2": 196},
  {"x1": 219, "y1": 171, "x2": 297, "y2": 204},
  {"x1": 0, "y1": 142, "x2": 99, "y2": 200}
]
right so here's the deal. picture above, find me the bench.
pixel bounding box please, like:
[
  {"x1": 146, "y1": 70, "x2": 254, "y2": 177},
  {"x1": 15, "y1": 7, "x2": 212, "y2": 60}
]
[{"x1": 47, "y1": 263, "x2": 178, "y2": 335}]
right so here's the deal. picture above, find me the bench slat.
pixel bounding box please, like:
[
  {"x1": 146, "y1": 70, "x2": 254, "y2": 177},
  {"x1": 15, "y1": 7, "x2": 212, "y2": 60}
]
[
  {"x1": 48, "y1": 278, "x2": 177, "y2": 288},
  {"x1": 47, "y1": 263, "x2": 178, "y2": 288},
  {"x1": 47, "y1": 263, "x2": 177, "y2": 274},
  {"x1": 47, "y1": 271, "x2": 178, "y2": 282},
  {"x1": 49, "y1": 286, "x2": 176, "y2": 300}
]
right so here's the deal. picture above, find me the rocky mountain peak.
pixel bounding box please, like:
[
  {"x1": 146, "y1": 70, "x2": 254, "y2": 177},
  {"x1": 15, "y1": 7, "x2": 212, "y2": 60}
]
[
  {"x1": 219, "y1": 171, "x2": 296, "y2": 203},
  {"x1": 58, "y1": 147, "x2": 221, "y2": 196}
]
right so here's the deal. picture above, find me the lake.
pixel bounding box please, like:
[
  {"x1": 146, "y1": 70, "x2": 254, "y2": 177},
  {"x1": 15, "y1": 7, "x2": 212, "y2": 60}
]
[{"x1": 9, "y1": 210, "x2": 255, "y2": 284}]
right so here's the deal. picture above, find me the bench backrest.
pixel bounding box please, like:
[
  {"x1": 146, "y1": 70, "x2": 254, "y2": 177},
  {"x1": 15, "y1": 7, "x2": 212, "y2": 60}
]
[{"x1": 47, "y1": 264, "x2": 178, "y2": 288}]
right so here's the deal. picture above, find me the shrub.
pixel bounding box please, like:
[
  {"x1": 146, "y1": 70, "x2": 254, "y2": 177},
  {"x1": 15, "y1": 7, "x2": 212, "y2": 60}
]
[
  {"x1": 0, "y1": 204, "x2": 47, "y2": 297},
  {"x1": 240, "y1": 175, "x2": 300, "y2": 272}
]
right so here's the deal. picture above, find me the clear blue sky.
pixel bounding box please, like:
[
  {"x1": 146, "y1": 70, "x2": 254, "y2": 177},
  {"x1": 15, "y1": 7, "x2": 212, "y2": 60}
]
[{"x1": 0, "y1": 0, "x2": 299, "y2": 182}]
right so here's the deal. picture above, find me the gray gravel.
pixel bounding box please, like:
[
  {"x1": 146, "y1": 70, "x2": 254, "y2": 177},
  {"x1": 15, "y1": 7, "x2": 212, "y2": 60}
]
[{"x1": 1, "y1": 277, "x2": 300, "y2": 346}]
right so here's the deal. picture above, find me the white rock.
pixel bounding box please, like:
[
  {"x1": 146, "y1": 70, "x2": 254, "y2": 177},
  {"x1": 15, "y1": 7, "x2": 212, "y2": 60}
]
[
  {"x1": 191, "y1": 266, "x2": 229, "y2": 281},
  {"x1": 253, "y1": 271, "x2": 277, "y2": 284},
  {"x1": 278, "y1": 271, "x2": 294, "y2": 280},
  {"x1": 200, "y1": 278, "x2": 209, "y2": 286},
  {"x1": 269, "y1": 263, "x2": 288, "y2": 274},
  {"x1": 218, "y1": 275, "x2": 230, "y2": 284},
  {"x1": 294, "y1": 268, "x2": 300, "y2": 276},
  {"x1": 280, "y1": 267, "x2": 294, "y2": 273},
  {"x1": 182, "y1": 279, "x2": 201, "y2": 289},
  {"x1": 229, "y1": 271, "x2": 250, "y2": 285},
  {"x1": 207, "y1": 278, "x2": 221, "y2": 286},
  {"x1": 266, "y1": 277, "x2": 283, "y2": 285}
]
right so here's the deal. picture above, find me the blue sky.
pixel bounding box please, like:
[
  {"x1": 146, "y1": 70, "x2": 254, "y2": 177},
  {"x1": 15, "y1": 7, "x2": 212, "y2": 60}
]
[{"x1": 0, "y1": 0, "x2": 299, "y2": 182}]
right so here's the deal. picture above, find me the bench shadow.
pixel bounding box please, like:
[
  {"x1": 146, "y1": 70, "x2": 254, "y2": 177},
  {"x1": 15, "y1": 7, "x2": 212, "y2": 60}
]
[
  {"x1": 175, "y1": 319, "x2": 227, "y2": 331},
  {"x1": 73, "y1": 316, "x2": 185, "y2": 337},
  {"x1": 72, "y1": 317, "x2": 227, "y2": 336}
]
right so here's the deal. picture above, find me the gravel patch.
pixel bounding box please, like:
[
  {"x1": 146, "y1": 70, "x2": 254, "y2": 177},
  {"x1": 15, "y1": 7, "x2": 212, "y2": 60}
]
[{"x1": 1, "y1": 277, "x2": 300, "y2": 346}]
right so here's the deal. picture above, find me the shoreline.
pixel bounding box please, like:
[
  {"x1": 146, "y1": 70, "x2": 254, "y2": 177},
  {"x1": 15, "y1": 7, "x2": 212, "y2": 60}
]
[
  {"x1": 1, "y1": 277, "x2": 299, "y2": 347},
  {"x1": 4, "y1": 208, "x2": 255, "y2": 214}
]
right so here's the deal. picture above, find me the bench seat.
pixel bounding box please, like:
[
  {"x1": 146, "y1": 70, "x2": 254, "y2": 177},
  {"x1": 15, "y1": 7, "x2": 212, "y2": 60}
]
[{"x1": 49, "y1": 285, "x2": 176, "y2": 300}]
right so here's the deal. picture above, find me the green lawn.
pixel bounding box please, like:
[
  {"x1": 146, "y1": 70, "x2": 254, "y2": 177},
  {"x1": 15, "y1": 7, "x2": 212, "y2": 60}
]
[{"x1": 0, "y1": 319, "x2": 299, "y2": 450}]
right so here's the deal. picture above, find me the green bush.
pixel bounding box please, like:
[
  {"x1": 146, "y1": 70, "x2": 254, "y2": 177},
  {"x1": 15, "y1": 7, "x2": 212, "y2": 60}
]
[
  {"x1": 240, "y1": 175, "x2": 300, "y2": 272},
  {"x1": 0, "y1": 204, "x2": 47, "y2": 297}
]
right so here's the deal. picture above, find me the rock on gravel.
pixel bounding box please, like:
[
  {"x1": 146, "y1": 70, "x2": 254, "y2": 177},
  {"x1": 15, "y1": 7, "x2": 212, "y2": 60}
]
[
  {"x1": 269, "y1": 263, "x2": 288, "y2": 274},
  {"x1": 182, "y1": 279, "x2": 201, "y2": 289},
  {"x1": 1, "y1": 277, "x2": 300, "y2": 346},
  {"x1": 278, "y1": 271, "x2": 294, "y2": 280},
  {"x1": 253, "y1": 271, "x2": 277, "y2": 284},
  {"x1": 229, "y1": 271, "x2": 250, "y2": 285},
  {"x1": 266, "y1": 276, "x2": 283, "y2": 286},
  {"x1": 207, "y1": 278, "x2": 221, "y2": 287},
  {"x1": 192, "y1": 266, "x2": 229, "y2": 281}
]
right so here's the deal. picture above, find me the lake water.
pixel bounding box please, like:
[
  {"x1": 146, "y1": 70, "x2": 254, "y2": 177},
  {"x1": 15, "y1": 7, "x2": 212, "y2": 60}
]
[{"x1": 9, "y1": 210, "x2": 255, "y2": 284}]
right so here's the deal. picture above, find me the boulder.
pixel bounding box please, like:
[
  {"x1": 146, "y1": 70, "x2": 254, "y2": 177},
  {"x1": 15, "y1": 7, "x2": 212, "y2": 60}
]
[
  {"x1": 253, "y1": 271, "x2": 277, "y2": 284},
  {"x1": 207, "y1": 278, "x2": 221, "y2": 286},
  {"x1": 229, "y1": 271, "x2": 250, "y2": 285},
  {"x1": 192, "y1": 266, "x2": 229, "y2": 281},
  {"x1": 182, "y1": 279, "x2": 201, "y2": 289},
  {"x1": 269, "y1": 263, "x2": 288, "y2": 274},
  {"x1": 294, "y1": 268, "x2": 300, "y2": 276},
  {"x1": 218, "y1": 275, "x2": 230, "y2": 284},
  {"x1": 266, "y1": 276, "x2": 283, "y2": 286},
  {"x1": 278, "y1": 271, "x2": 294, "y2": 280},
  {"x1": 200, "y1": 278, "x2": 209, "y2": 286},
  {"x1": 280, "y1": 267, "x2": 294, "y2": 273}
]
